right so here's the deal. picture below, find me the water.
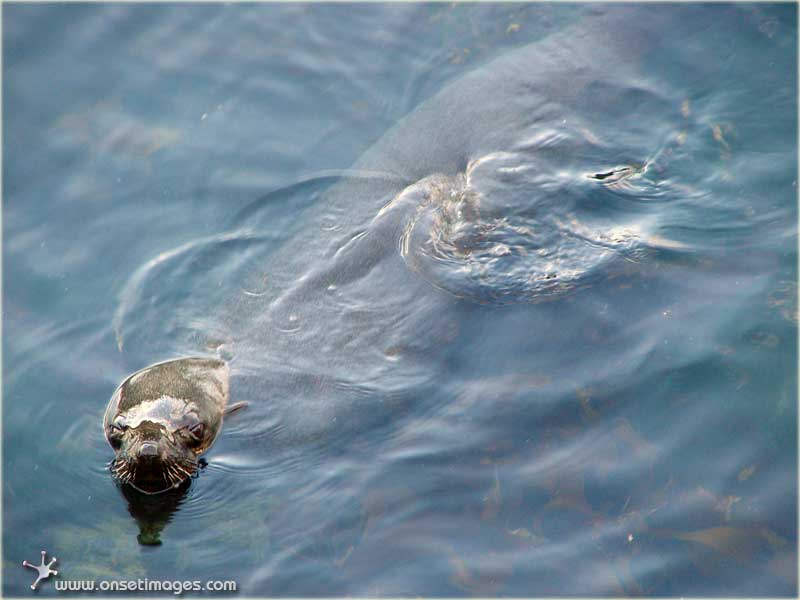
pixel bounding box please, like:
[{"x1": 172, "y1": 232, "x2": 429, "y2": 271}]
[{"x1": 3, "y1": 3, "x2": 797, "y2": 596}]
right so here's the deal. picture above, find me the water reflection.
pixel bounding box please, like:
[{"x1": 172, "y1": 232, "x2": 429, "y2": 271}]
[{"x1": 120, "y1": 478, "x2": 192, "y2": 546}]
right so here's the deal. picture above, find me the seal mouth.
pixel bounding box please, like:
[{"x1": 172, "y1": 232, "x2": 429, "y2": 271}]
[{"x1": 111, "y1": 454, "x2": 198, "y2": 495}]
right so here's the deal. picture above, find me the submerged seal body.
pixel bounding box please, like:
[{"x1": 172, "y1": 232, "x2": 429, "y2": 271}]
[
  {"x1": 107, "y1": 4, "x2": 722, "y2": 493},
  {"x1": 104, "y1": 357, "x2": 230, "y2": 494}
]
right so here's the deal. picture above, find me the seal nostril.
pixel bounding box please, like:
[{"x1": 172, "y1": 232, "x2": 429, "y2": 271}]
[{"x1": 138, "y1": 442, "x2": 159, "y2": 457}]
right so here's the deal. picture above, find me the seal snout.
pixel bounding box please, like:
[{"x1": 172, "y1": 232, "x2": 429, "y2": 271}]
[
  {"x1": 137, "y1": 441, "x2": 160, "y2": 458},
  {"x1": 134, "y1": 421, "x2": 168, "y2": 456}
]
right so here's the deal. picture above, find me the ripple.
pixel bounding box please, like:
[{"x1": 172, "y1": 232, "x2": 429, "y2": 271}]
[
  {"x1": 398, "y1": 148, "x2": 677, "y2": 304},
  {"x1": 228, "y1": 168, "x2": 405, "y2": 230},
  {"x1": 112, "y1": 230, "x2": 274, "y2": 357}
]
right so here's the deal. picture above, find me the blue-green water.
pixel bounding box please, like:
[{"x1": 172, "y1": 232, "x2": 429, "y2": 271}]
[{"x1": 3, "y1": 3, "x2": 797, "y2": 596}]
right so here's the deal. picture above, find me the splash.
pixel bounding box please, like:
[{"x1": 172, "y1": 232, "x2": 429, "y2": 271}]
[{"x1": 399, "y1": 149, "x2": 665, "y2": 304}]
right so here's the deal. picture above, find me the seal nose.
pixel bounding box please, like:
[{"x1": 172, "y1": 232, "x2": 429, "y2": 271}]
[{"x1": 138, "y1": 441, "x2": 159, "y2": 457}]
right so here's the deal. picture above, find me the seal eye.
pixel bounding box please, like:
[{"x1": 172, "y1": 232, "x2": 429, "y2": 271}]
[
  {"x1": 107, "y1": 422, "x2": 127, "y2": 449},
  {"x1": 189, "y1": 423, "x2": 205, "y2": 439}
]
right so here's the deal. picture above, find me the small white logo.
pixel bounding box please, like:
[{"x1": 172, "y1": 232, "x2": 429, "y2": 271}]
[{"x1": 22, "y1": 550, "x2": 58, "y2": 590}]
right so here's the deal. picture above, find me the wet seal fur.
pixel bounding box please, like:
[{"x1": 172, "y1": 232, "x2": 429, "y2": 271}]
[{"x1": 104, "y1": 357, "x2": 242, "y2": 494}]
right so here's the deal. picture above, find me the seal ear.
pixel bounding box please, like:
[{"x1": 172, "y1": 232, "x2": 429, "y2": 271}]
[{"x1": 223, "y1": 401, "x2": 248, "y2": 417}]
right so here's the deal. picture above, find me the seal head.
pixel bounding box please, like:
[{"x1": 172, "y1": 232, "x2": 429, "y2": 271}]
[{"x1": 104, "y1": 357, "x2": 230, "y2": 494}]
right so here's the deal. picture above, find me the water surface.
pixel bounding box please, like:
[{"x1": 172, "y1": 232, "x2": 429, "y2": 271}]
[{"x1": 3, "y1": 3, "x2": 797, "y2": 596}]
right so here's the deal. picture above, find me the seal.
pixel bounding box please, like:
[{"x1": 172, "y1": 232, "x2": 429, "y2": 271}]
[
  {"x1": 104, "y1": 357, "x2": 242, "y2": 494},
  {"x1": 106, "y1": 4, "x2": 697, "y2": 499}
]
